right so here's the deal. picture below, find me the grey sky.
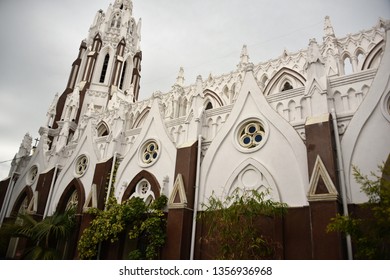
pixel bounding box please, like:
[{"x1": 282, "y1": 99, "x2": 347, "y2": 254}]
[{"x1": 0, "y1": 0, "x2": 389, "y2": 179}]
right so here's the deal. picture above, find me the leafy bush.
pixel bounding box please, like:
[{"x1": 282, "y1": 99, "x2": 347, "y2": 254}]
[
  {"x1": 200, "y1": 188, "x2": 287, "y2": 259},
  {"x1": 327, "y1": 164, "x2": 390, "y2": 259},
  {"x1": 0, "y1": 208, "x2": 76, "y2": 259},
  {"x1": 77, "y1": 195, "x2": 167, "y2": 260}
]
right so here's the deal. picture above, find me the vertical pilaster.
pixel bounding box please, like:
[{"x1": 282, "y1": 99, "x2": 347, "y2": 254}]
[
  {"x1": 163, "y1": 141, "x2": 198, "y2": 259},
  {"x1": 305, "y1": 113, "x2": 345, "y2": 259}
]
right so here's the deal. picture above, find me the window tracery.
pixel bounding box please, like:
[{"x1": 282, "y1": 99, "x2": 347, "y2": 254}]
[
  {"x1": 238, "y1": 120, "x2": 266, "y2": 149},
  {"x1": 130, "y1": 179, "x2": 155, "y2": 205},
  {"x1": 99, "y1": 54, "x2": 110, "y2": 83},
  {"x1": 75, "y1": 155, "x2": 89, "y2": 177},
  {"x1": 140, "y1": 140, "x2": 159, "y2": 165},
  {"x1": 66, "y1": 190, "x2": 79, "y2": 211}
]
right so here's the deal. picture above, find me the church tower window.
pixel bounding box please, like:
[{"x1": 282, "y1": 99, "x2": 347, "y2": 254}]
[
  {"x1": 111, "y1": 13, "x2": 121, "y2": 28},
  {"x1": 97, "y1": 122, "x2": 109, "y2": 137},
  {"x1": 99, "y1": 54, "x2": 110, "y2": 83},
  {"x1": 119, "y1": 61, "x2": 127, "y2": 90}
]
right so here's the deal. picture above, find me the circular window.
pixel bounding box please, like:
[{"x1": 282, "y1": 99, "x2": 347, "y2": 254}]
[
  {"x1": 238, "y1": 121, "x2": 266, "y2": 149},
  {"x1": 75, "y1": 155, "x2": 89, "y2": 177},
  {"x1": 140, "y1": 140, "x2": 160, "y2": 165},
  {"x1": 27, "y1": 165, "x2": 38, "y2": 185}
]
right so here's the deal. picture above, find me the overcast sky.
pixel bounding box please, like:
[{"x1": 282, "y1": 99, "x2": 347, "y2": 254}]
[{"x1": 0, "y1": 0, "x2": 389, "y2": 179}]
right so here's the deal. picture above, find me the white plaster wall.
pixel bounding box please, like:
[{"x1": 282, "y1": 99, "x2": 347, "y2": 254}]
[
  {"x1": 115, "y1": 100, "x2": 177, "y2": 201},
  {"x1": 199, "y1": 70, "x2": 309, "y2": 208},
  {"x1": 341, "y1": 26, "x2": 390, "y2": 204}
]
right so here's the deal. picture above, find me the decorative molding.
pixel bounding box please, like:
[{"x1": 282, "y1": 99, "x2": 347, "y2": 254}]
[
  {"x1": 168, "y1": 173, "x2": 187, "y2": 209},
  {"x1": 83, "y1": 183, "x2": 98, "y2": 212},
  {"x1": 307, "y1": 155, "x2": 339, "y2": 201}
]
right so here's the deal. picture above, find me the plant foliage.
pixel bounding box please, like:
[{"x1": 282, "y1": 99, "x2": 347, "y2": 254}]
[
  {"x1": 77, "y1": 195, "x2": 167, "y2": 260},
  {"x1": 0, "y1": 208, "x2": 76, "y2": 259},
  {"x1": 327, "y1": 164, "x2": 390, "y2": 259},
  {"x1": 200, "y1": 188, "x2": 287, "y2": 259}
]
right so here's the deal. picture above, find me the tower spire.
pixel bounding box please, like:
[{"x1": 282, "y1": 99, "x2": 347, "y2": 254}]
[
  {"x1": 237, "y1": 44, "x2": 250, "y2": 71},
  {"x1": 324, "y1": 16, "x2": 335, "y2": 37}
]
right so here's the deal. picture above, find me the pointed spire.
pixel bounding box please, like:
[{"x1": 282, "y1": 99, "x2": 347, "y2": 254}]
[
  {"x1": 175, "y1": 67, "x2": 185, "y2": 86},
  {"x1": 195, "y1": 75, "x2": 204, "y2": 97},
  {"x1": 238, "y1": 45, "x2": 250, "y2": 70},
  {"x1": 324, "y1": 16, "x2": 335, "y2": 37},
  {"x1": 240, "y1": 44, "x2": 249, "y2": 64},
  {"x1": 307, "y1": 38, "x2": 324, "y2": 65}
]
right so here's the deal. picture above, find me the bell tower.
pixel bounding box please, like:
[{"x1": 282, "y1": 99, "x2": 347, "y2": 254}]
[{"x1": 51, "y1": 0, "x2": 142, "y2": 131}]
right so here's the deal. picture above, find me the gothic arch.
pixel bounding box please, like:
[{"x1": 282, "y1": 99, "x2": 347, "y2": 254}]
[
  {"x1": 92, "y1": 33, "x2": 103, "y2": 52},
  {"x1": 132, "y1": 107, "x2": 150, "y2": 128},
  {"x1": 97, "y1": 121, "x2": 110, "y2": 137},
  {"x1": 361, "y1": 40, "x2": 384, "y2": 70},
  {"x1": 119, "y1": 55, "x2": 134, "y2": 91},
  {"x1": 56, "y1": 178, "x2": 85, "y2": 214},
  {"x1": 222, "y1": 85, "x2": 229, "y2": 99},
  {"x1": 341, "y1": 52, "x2": 353, "y2": 75},
  {"x1": 10, "y1": 186, "x2": 33, "y2": 216},
  {"x1": 94, "y1": 46, "x2": 115, "y2": 84},
  {"x1": 224, "y1": 158, "x2": 281, "y2": 202},
  {"x1": 204, "y1": 89, "x2": 224, "y2": 107},
  {"x1": 263, "y1": 67, "x2": 306, "y2": 96},
  {"x1": 121, "y1": 170, "x2": 161, "y2": 202}
]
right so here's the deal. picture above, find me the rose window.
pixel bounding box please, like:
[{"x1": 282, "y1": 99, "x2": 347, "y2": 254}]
[
  {"x1": 238, "y1": 121, "x2": 265, "y2": 149},
  {"x1": 75, "y1": 155, "x2": 89, "y2": 176},
  {"x1": 141, "y1": 141, "x2": 159, "y2": 164}
]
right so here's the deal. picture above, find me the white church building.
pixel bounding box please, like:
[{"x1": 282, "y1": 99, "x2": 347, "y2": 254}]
[{"x1": 1, "y1": 0, "x2": 389, "y2": 259}]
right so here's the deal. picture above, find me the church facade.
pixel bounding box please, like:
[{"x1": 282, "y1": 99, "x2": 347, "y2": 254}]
[{"x1": 1, "y1": 0, "x2": 390, "y2": 259}]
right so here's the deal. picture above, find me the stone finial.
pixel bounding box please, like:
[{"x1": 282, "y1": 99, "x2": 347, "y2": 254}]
[
  {"x1": 195, "y1": 75, "x2": 203, "y2": 97},
  {"x1": 307, "y1": 38, "x2": 324, "y2": 65},
  {"x1": 238, "y1": 45, "x2": 250, "y2": 70},
  {"x1": 175, "y1": 67, "x2": 185, "y2": 87},
  {"x1": 379, "y1": 18, "x2": 390, "y2": 31},
  {"x1": 324, "y1": 16, "x2": 335, "y2": 37},
  {"x1": 240, "y1": 44, "x2": 249, "y2": 64}
]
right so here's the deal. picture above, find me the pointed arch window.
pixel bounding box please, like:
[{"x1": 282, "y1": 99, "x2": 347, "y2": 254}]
[
  {"x1": 281, "y1": 81, "x2": 293, "y2": 91},
  {"x1": 111, "y1": 13, "x2": 121, "y2": 28},
  {"x1": 119, "y1": 61, "x2": 127, "y2": 90},
  {"x1": 97, "y1": 122, "x2": 109, "y2": 137},
  {"x1": 99, "y1": 54, "x2": 110, "y2": 83},
  {"x1": 205, "y1": 102, "x2": 213, "y2": 110},
  {"x1": 65, "y1": 190, "x2": 79, "y2": 211}
]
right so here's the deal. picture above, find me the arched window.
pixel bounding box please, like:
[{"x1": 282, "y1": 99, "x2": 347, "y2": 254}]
[
  {"x1": 130, "y1": 179, "x2": 155, "y2": 205},
  {"x1": 343, "y1": 56, "x2": 353, "y2": 75},
  {"x1": 97, "y1": 122, "x2": 109, "y2": 137},
  {"x1": 99, "y1": 54, "x2": 110, "y2": 83},
  {"x1": 116, "y1": 16, "x2": 122, "y2": 28},
  {"x1": 119, "y1": 61, "x2": 127, "y2": 90},
  {"x1": 111, "y1": 13, "x2": 121, "y2": 28},
  {"x1": 65, "y1": 190, "x2": 79, "y2": 211},
  {"x1": 281, "y1": 81, "x2": 293, "y2": 91},
  {"x1": 205, "y1": 102, "x2": 213, "y2": 110}
]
